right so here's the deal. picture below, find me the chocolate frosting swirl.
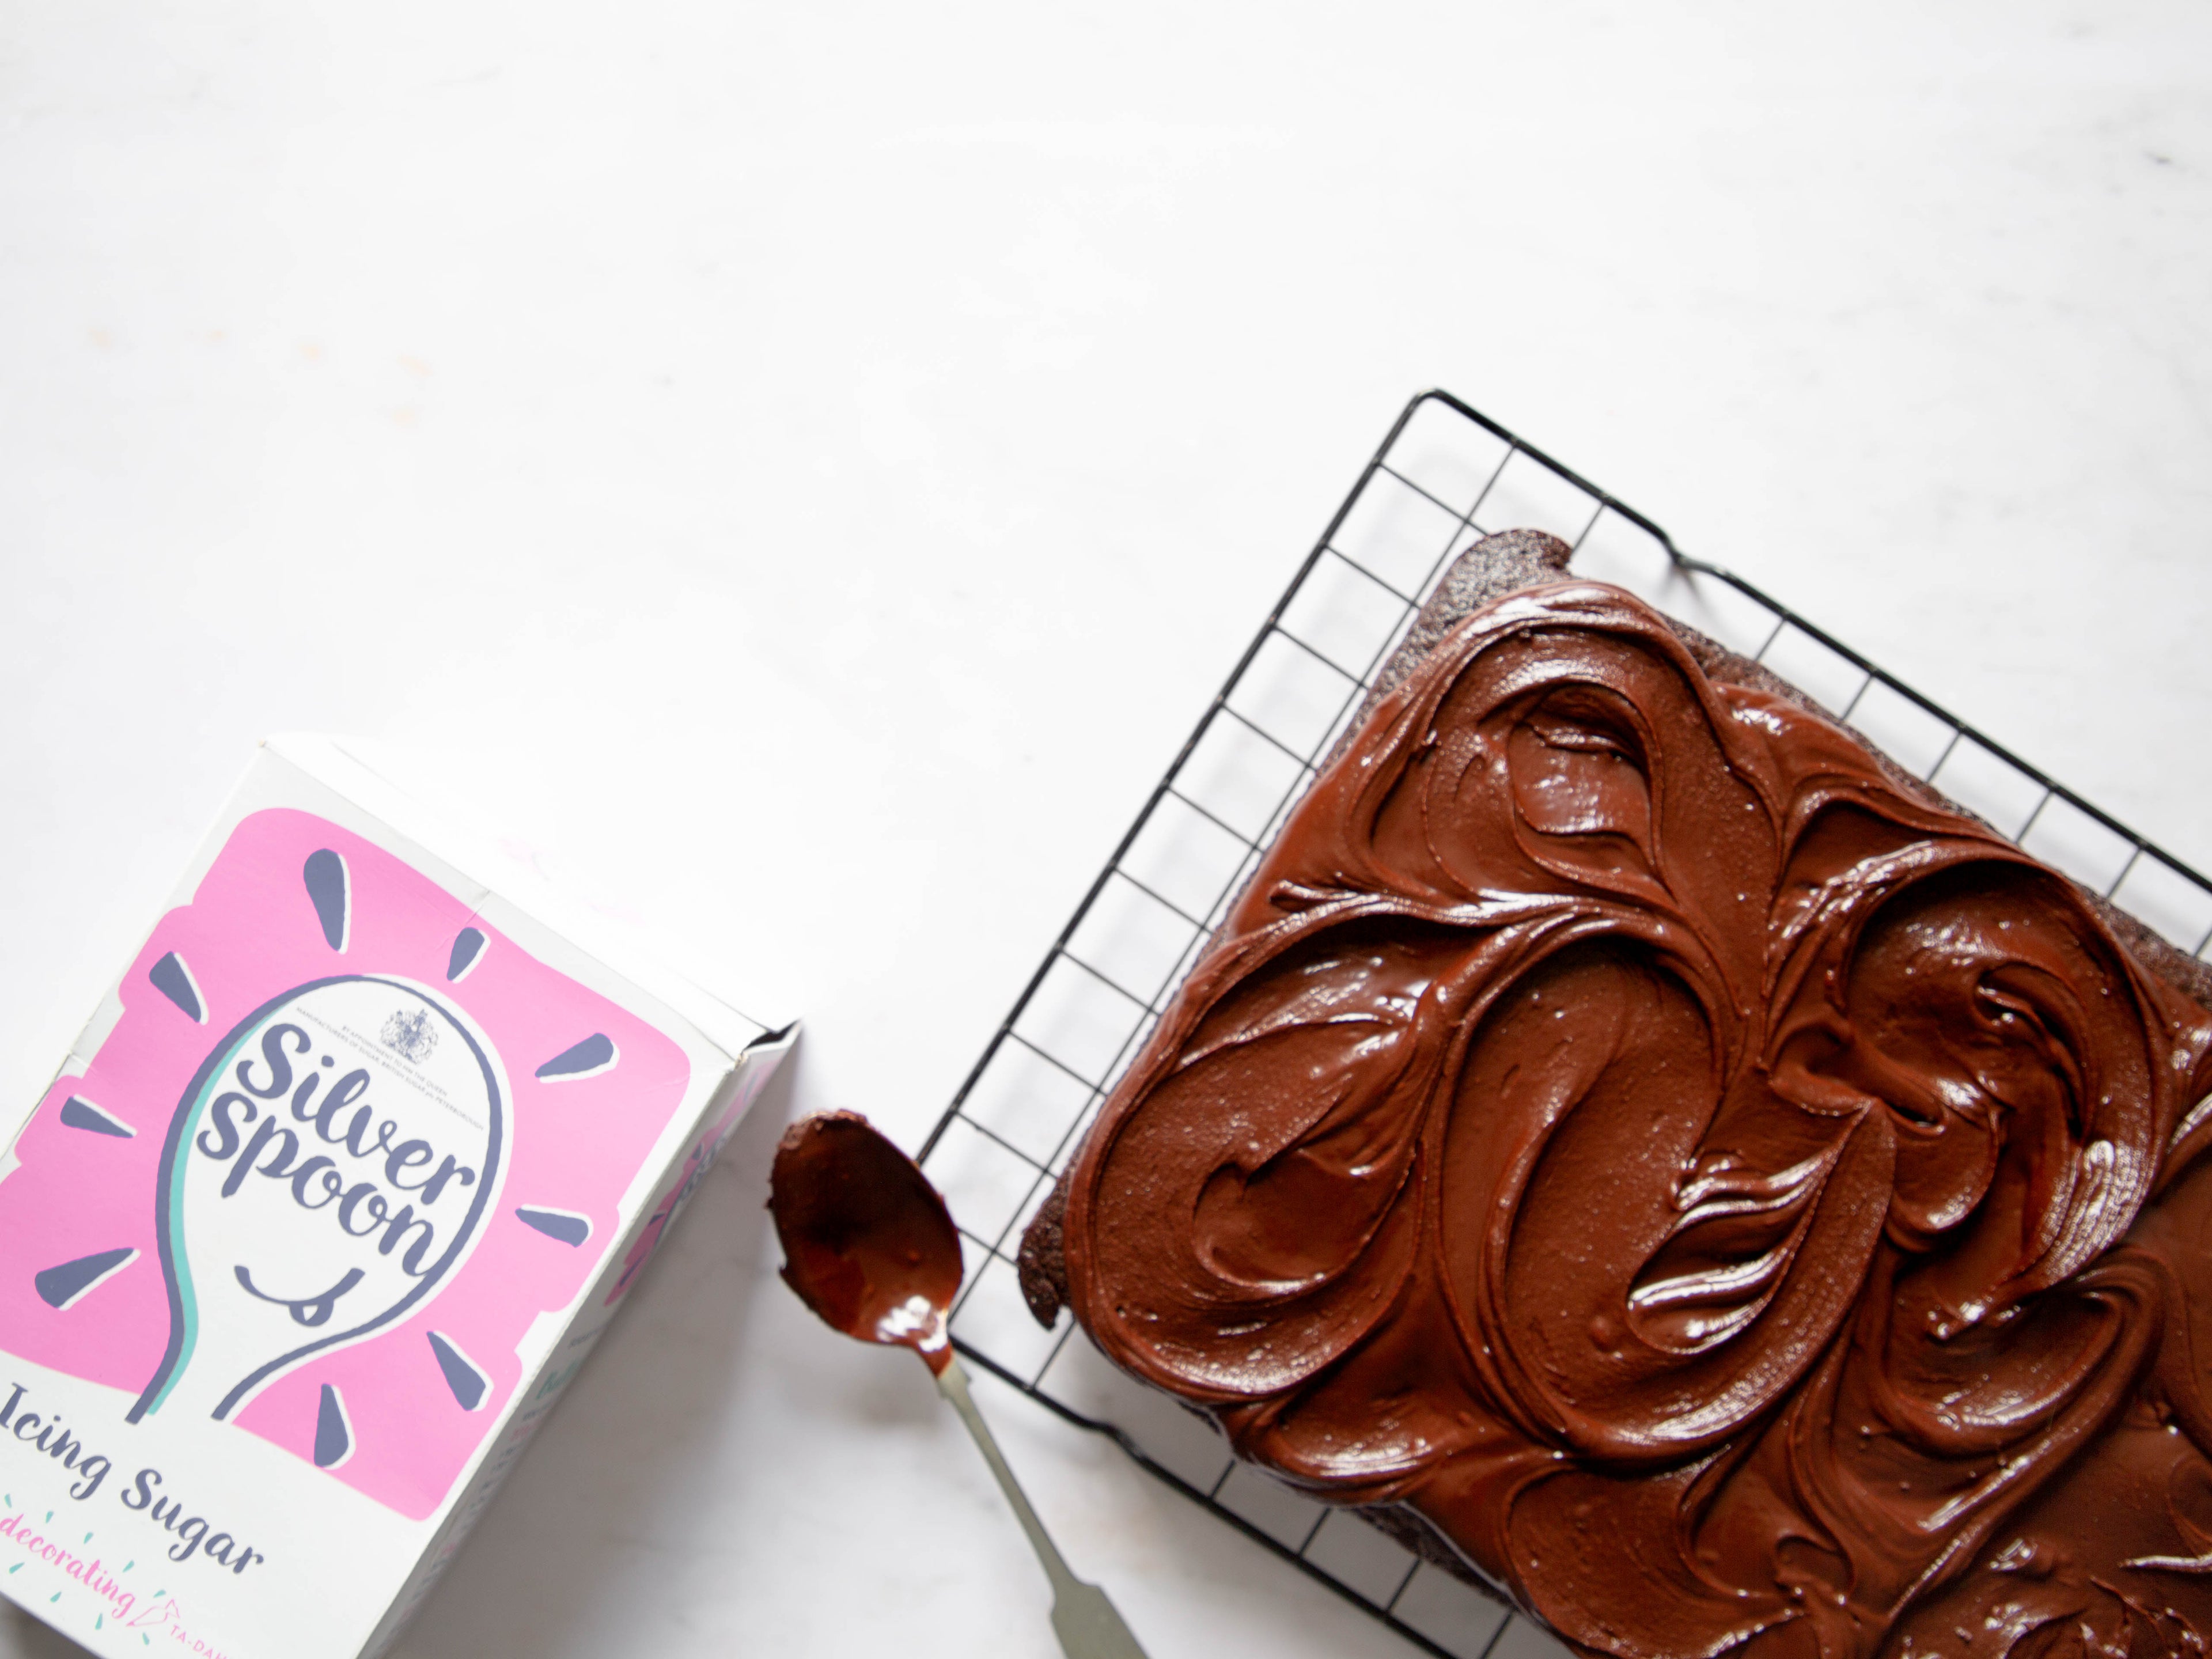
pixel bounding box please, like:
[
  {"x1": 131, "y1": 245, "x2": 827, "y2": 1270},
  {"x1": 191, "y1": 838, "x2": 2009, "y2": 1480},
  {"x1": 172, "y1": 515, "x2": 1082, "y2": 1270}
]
[{"x1": 1059, "y1": 581, "x2": 2212, "y2": 1659}]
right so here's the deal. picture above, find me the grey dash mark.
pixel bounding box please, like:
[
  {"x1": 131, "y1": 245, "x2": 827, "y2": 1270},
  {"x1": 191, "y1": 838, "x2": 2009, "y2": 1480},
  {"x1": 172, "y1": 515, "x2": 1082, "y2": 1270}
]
[
  {"x1": 313, "y1": 1384, "x2": 353, "y2": 1469},
  {"x1": 35, "y1": 1248, "x2": 138, "y2": 1311},
  {"x1": 147, "y1": 953, "x2": 204, "y2": 1023},
  {"x1": 427, "y1": 1332, "x2": 490, "y2": 1411},
  {"x1": 447, "y1": 927, "x2": 487, "y2": 983},
  {"x1": 303, "y1": 850, "x2": 350, "y2": 952},
  {"x1": 514, "y1": 1206, "x2": 591, "y2": 1247},
  {"x1": 535, "y1": 1034, "x2": 617, "y2": 1081},
  {"x1": 59, "y1": 1097, "x2": 134, "y2": 1138}
]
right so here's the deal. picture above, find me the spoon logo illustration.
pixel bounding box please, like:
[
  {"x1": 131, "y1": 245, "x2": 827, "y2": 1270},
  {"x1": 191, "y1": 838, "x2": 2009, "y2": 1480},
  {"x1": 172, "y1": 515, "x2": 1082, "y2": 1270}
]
[{"x1": 130, "y1": 975, "x2": 506, "y2": 1428}]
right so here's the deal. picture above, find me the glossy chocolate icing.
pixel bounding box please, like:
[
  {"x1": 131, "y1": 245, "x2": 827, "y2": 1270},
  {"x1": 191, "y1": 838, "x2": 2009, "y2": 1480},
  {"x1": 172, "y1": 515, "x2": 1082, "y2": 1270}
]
[
  {"x1": 1054, "y1": 579, "x2": 2212, "y2": 1659},
  {"x1": 770, "y1": 1111, "x2": 962, "y2": 1373}
]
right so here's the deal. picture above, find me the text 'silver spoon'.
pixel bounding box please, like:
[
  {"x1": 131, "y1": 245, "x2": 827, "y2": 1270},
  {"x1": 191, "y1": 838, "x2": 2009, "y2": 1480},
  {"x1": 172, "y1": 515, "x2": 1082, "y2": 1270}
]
[{"x1": 769, "y1": 1111, "x2": 1148, "y2": 1659}]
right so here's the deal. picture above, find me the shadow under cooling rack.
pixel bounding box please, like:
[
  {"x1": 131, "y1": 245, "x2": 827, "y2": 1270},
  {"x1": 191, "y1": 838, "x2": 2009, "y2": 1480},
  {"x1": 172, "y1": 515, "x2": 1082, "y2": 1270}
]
[{"x1": 916, "y1": 388, "x2": 2212, "y2": 1659}]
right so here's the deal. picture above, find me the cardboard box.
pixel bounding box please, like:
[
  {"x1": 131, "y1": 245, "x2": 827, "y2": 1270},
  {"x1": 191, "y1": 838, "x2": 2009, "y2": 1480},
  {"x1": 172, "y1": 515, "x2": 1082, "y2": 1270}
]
[{"x1": 0, "y1": 735, "x2": 795, "y2": 1657}]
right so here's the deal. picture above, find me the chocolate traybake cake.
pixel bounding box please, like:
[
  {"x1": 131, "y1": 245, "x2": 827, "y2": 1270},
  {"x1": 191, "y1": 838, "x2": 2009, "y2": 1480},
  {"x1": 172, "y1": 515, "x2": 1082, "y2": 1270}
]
[{"x1": 1019, "y1": 531, "x2": 2212, "y2": 1659}]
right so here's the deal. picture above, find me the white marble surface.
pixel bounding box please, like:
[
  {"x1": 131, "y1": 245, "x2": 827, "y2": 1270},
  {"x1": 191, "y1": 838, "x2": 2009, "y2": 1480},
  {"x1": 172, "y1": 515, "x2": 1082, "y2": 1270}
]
[{"x1": 3, "y1": 3, "x2": 2211, "y2": 1656}]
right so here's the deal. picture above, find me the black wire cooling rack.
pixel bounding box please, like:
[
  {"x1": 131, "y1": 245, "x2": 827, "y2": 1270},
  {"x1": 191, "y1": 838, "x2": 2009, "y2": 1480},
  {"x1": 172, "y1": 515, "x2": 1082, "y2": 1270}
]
[{"x1": 915, "y1": 388, "x2": 2212, "y2": 1659}]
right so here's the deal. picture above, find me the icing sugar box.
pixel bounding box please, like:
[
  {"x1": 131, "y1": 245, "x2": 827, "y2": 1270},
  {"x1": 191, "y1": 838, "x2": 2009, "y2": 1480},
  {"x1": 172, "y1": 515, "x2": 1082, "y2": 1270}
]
[{"x1": 0, "y1": 735, "x2": 795, "y2": 1657}]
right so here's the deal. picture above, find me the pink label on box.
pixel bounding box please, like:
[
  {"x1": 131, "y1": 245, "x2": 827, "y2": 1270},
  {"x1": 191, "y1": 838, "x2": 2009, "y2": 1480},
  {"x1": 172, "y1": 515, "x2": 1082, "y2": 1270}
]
[{"x1": 0, "y1": 809, "x2": 691, "y2": 1518}]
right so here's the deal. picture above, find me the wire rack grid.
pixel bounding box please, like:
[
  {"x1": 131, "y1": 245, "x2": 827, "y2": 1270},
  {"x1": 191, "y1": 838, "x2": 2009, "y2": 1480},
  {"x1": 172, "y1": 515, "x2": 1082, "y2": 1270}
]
[{"x1": 915, "y1": 388, "x2": 2212, "y2": 1659}]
